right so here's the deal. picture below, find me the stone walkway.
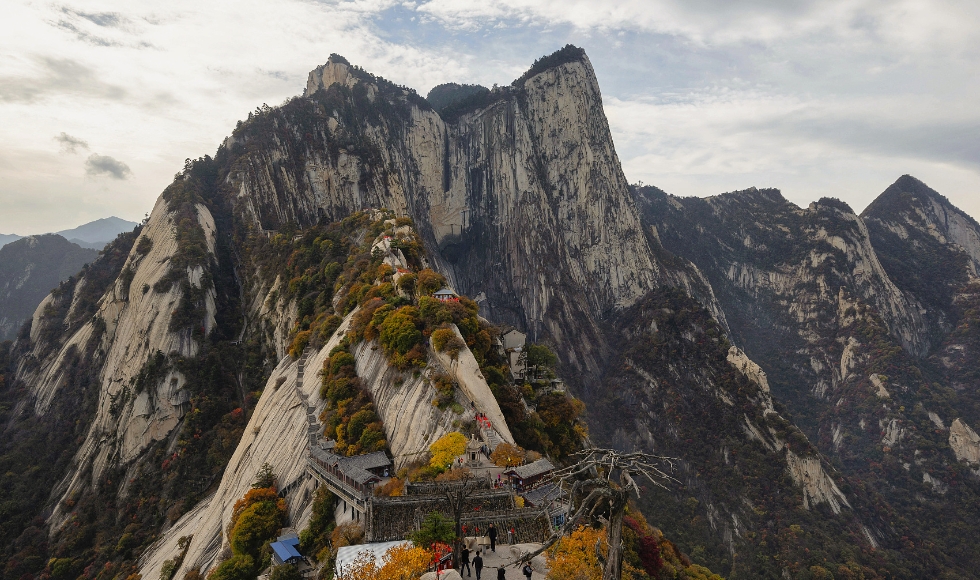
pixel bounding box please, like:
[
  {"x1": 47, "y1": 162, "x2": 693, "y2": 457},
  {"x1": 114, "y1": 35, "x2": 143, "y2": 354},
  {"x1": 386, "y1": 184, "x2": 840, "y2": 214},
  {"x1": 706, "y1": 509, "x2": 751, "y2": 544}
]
[{"x1": 459, "y1": 543, "x2": 548, "y2": 580}]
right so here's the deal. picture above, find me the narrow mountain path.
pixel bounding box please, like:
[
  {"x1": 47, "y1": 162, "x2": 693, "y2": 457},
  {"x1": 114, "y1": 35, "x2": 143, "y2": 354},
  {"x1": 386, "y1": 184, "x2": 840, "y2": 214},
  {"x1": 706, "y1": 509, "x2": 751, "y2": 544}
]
[{"x1": 292, "y1": 348, "x2": 320, "y2": 449}]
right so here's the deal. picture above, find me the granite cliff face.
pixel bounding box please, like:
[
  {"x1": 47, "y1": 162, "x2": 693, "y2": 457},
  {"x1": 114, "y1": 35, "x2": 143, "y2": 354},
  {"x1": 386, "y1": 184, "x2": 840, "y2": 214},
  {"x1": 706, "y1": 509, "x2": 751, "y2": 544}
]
[
  {"x1": 11, "y1": 197, "x2": 219, "y2": 531},
  {"x1": 634, "y1": 176, "x2": 980, "y2": 576},
  {"x1": 226, "y1": 50, "x2": 687, "y2": 380}
]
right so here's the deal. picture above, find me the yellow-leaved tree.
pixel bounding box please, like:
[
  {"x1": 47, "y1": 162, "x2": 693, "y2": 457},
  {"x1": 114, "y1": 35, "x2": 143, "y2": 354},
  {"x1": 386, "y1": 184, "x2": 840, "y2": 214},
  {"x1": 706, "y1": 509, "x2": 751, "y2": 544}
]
[
  {"x1": 337, "y1": 544, "x2": 432, "y2": 580},
  {"x1": 429, "y1": 432, "x2": 467, "y2": 470}
]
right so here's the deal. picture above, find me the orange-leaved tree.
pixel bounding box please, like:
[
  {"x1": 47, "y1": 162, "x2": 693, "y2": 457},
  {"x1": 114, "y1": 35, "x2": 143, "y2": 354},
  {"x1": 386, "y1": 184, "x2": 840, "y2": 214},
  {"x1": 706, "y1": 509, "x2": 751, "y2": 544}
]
[
  {"x1": 490, "y1": 442, "x2": 526, "y2": 467},
  {"x1": 547, "y1": 526, "x2": 606, "y2": 580},
  {"x1": 337, "y1": 544, "x2": 432, "y2": 580}
]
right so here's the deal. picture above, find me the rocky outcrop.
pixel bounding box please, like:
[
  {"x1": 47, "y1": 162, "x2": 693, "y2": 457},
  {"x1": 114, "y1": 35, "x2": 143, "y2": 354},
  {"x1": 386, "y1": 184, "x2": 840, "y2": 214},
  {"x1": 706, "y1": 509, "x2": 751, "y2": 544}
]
[
  {"x1": 727, "y1": 346, "x2": 770, "y2": 393},
  {"x1": 949, "y1": 418, "x2": 980, "y2": 466},
  {"x1": 785, "y1": 450, "x2": 851, "y2": 514},
  {"x1": 351, "y1": 338, "x2": 465, "y2": 468},
  {"x1": 139, "y1": 340, "x2": 325, "y2": 580},
  {"x1": 428, "y1": 324, "x2": 513, "y2": 444},
  {"x1": 225, "y1": 51, "x2": 684, "y2": 383}
]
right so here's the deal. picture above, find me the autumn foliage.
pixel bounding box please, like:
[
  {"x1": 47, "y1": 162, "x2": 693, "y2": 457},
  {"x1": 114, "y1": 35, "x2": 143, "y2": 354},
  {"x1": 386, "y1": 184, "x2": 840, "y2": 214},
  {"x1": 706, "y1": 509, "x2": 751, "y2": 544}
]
[
  {"x1": 547, "y1": 526, "x2": 607, "y2": 580},
  {"x1": 336, "y1": 544, "x2": 432, "y2": 580},
  {"x1": 428, "y1": 432, "x2": 467, "y2": 470},
  {"x1": 490, "y1": 442, "x2": 526, "y2": 467}
]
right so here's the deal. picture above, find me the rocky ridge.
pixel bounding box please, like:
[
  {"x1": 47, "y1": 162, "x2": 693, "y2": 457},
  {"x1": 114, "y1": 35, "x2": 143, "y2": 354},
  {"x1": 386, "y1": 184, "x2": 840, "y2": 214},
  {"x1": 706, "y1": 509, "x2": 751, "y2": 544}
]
[{"x1": 634, "y1": 177, "x2": 980, "y2": 576}]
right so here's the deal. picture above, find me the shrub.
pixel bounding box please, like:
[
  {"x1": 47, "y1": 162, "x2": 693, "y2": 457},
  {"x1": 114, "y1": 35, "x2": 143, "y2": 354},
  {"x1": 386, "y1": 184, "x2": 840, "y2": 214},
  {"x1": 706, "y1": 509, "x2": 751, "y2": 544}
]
[
  {"x1": 434, "y1": 467, "x2": 471, "y2": 482},
  {"x1": 252, "y1": 463, "x2": 277, "y2": 489},
  {"x1": 230, "y1": 500, "x2": 285, "y2": 556},
  {"x1": 374, "y1": 478, "x2": 404, "y2": 497},
  {"x1": 330, "y1": 522, "x2": 365, "y2": 551},
  {"x1": 431, "y1": 373, "x2": 456, "y2": 409},
  {"x1": 288, "y1": 330, "x2": 311, "y2": 358},
  {"x1": 207, "y1": 555, "x2": 254, "y2": 580},
  {"x1": 431, "y1": 327, "x2": 465, "y2": 359},
  {"x1": 338, "y1": 544, "x2": 432, "y2": 580},
  {"x1": 378, "y1": 306, "x2": 422, "y2": 355},
  {"x1": 416, "y1": 269, "x2": 446, "y2": 296},
  {"x1": 268, "y1": 566, "x2": 301, "y2": 580},
  {"x1": 298, "y1": 487, "x2": 335, "y2": 561},
  {"x1": 408, "y1": 512, "x2": 456, "y2": 550},
  {"x1": 547, "y1": 526, "x2": 605, "y2": 580},
  {"x1": 397, "y1": 273, "x2": 416, "y2": 295}
]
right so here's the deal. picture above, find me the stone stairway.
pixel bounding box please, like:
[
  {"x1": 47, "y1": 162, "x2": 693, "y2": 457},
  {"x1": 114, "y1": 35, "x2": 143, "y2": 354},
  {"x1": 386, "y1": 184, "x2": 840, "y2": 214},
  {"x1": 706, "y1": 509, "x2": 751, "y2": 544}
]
[
  {"x1": 292, "y1": 348, "x2": 321, "y2": 449},
  {"x1": 480, "y1": 424, "x2": 504, "y2": 451}
]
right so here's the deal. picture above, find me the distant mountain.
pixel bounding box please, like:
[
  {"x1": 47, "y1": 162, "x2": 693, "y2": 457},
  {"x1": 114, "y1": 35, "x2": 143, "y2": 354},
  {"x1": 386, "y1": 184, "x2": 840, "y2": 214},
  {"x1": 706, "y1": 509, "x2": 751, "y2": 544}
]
[
  {"x1": 0, "y1": 234, "x2": 23, "y2": 248},
  {"x1": 56, "y1": 216, "x2": 138, "y2": 249},
  {"x1": 0, "y1": 234, "x2": 99, "y2": 340},
  {"x1": 0, "y1": 217, "x2": 138, "y2": 250}
]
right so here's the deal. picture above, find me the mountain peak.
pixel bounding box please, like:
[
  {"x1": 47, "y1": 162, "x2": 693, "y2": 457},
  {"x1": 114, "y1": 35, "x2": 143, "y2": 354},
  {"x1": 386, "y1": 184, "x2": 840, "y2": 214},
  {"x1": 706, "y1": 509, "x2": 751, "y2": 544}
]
[
  {"x1": 304, "y1": 55, "x2": 355, "y2": 97},
  {"x1": 513, "y1": 44, "x2": 589, "y2": 87},
  {"x1": 862, "y1": 174, "x2": 948, "y2": 220}
]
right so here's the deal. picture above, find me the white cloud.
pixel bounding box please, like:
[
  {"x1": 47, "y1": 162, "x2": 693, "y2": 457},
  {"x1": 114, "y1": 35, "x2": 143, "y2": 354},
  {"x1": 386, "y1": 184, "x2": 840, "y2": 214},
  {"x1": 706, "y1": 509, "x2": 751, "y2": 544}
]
[
  {"x1": 0, "y1": 0, "x2": 978, "y2": 233},
  {"x1": 0, "y1": 0, "x2": 472, "y2": 232}
]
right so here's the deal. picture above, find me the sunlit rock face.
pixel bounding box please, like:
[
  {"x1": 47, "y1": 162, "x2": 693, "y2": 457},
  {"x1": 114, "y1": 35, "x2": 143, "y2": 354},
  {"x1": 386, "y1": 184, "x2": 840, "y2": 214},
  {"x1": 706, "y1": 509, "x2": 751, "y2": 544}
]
[{"x1": 14, "y1": 196, "x2": 219, "y2": 531}]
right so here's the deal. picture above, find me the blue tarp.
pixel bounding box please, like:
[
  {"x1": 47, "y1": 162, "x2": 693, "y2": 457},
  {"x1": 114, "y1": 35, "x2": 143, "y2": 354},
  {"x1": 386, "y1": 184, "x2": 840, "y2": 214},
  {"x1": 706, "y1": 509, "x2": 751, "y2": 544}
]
[{"x1": 270, "y1": 541, "x2": 302, "y2": 564}]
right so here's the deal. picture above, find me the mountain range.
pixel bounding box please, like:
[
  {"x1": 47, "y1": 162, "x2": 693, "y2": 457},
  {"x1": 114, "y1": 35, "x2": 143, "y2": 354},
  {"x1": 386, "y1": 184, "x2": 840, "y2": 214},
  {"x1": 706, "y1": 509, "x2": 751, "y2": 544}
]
[
  {"x1": 0, "y1": 216, "x2": 138, "y2": 249},
  {"x1": 1, "y1": 45, "x2": 980, "y2": 580}
]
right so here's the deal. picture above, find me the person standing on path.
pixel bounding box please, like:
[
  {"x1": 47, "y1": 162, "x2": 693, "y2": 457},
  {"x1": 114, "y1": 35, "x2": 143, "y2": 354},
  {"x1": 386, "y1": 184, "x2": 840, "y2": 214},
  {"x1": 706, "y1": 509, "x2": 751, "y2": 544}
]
[
  {"x1": 488, "y1": 523, "x2": 498, "y2": 552},
  {"x1": 474, "y1": 551, "x2": 484, "y2": 580},
  {"x1": 497, "y1": 567, "x2": 506, "y2": 580},
  {"x1": 461, "y1": 547, "x2": 472, "y2": 577},
  {"x1": 522, "y1": 563, "x2": 533, "y2": 580}
]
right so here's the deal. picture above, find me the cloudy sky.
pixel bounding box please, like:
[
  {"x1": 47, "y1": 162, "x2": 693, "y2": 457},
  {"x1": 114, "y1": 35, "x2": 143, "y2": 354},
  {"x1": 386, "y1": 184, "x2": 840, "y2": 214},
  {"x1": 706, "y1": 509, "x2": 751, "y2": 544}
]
[{"x1": 1, "y1": 0, "x2": 978, "y2": 233}]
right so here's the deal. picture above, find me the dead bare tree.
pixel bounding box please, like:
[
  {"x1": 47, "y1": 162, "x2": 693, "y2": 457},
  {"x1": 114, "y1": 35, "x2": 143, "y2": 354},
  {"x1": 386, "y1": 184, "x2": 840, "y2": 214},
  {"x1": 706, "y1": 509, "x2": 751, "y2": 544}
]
[
  {"x1": 517, "y1": 449, "x2": 677, "y2": 580},
  {"x1": 438, "y1": 476, "x2": 486, "y2": 569}
]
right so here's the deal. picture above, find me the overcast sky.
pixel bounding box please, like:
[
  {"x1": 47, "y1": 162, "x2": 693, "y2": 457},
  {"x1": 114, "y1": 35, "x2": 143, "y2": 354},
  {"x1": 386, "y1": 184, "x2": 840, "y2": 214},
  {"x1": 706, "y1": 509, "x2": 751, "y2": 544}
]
[{"x1": 1, "y1": 0, "x2": 978, "y2": 233}]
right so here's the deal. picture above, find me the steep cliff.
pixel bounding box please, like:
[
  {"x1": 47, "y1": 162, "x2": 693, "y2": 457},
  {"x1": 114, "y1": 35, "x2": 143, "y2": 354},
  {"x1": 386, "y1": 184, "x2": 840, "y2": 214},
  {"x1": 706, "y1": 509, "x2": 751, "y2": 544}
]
[
  {"x1": 634, "y1": 178, "x2": 980, "y2": 576},
  {"x1": 222, "y1": 50, "x2": 666, "y2": 383}
]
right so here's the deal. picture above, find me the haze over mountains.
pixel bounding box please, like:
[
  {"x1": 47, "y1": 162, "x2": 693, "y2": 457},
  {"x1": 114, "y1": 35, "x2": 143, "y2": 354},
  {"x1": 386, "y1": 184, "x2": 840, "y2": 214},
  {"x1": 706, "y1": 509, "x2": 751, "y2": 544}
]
[
  {"x1": 2, "y1": 46, "x2": 980, "y2": 580},
  {"x1": 0, "y1": 217, "x2": 139, "y2": 340},
  {"x1": 0, "y1": 216, "x2": 138, "y2": 249}
]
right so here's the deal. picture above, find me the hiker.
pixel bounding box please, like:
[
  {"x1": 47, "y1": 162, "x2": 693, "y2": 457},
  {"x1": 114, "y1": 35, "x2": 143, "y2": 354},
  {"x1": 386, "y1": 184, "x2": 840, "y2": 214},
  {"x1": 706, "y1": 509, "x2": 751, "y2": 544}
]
[
  {"x1": 474, "y1": 550, "x2": 484, "y2": 580},
  {"x1": 461, "y1": 547, "x2": 472, "y2": 577},
  {"x1": 508, "y1": 527, "x2": 514, "y2": 545},
  {"x1": 488, "y1": 523, "x2": 498, "y2": 552},
  {"x1": 522, "y1": 562, "x2": 533, "y2": 579},
  {"x1": 497, "y1": 567, "x2": 506, "y2": 580}
]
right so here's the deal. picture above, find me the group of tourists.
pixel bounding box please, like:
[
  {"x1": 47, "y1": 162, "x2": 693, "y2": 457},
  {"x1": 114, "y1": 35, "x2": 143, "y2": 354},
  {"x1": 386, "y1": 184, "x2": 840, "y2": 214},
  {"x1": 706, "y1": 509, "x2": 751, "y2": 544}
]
[
  {"x1": 474, "y1": 411, "x2": 493, "y2": 432},
  {"x1": 456, "y1": 524, "x2": 532, "y2": 579}
]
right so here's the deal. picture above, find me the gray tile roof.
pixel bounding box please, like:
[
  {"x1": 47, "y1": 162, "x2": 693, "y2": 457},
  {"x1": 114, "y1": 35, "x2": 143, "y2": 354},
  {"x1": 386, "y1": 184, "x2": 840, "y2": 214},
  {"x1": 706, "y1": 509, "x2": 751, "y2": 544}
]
[
  {"x1": 507, "y1": 458, "x2": 556, "y2": 480},
  {"x1": 522, "y1": 482, "x2": 563, "y2": 507},
  {"x1": 311, "y1": 448, "x2": 391, "y2": 485},
  {"x1": 340, "y1": 451, "x2": 391, "y2": 472}
]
